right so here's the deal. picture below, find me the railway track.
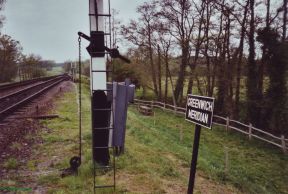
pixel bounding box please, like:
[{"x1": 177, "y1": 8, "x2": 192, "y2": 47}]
[
  {"x1": 0, "y1": 74, "x2": 69, "y2": 122},
  {"x1": 0, "y1": 75, "x2": 63, "y2": 97}
]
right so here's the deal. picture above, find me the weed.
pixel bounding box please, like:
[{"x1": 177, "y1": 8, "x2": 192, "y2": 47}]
[
  {"x1": 38, "y1": 175, "x2": 60, "y2": 185},
  {"x1": 4, "y1": 158, "x2": 19, "y2": 169},
  {"x1": 27, "y1": 160, "x2": 37, "y2": 171},
  {"x1": 10, "y1": 142, "x2": 22, "y2": 151}
]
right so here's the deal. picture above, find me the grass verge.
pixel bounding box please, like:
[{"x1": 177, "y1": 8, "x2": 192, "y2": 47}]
[{"x1": 34, "y1": 82, "x2": 287, "y2": 194}]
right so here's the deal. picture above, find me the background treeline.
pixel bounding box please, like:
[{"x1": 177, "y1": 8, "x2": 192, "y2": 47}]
[
  {"x1": 116, "y1": 0, "x2": 288, "y2": 135},
  {"x1": 0, "y1": 0, "x2": 53, "y2": 83},
  {"x1": 63, "y1": 59, "x2": 90, "y2": 77}
]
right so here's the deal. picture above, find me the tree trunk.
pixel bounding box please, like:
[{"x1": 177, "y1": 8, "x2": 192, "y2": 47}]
[
  {"x1": 234, "y1": 0, "x2": 248, "y2": 117},
  {"x1": 174, "y1": 43, "x2": 189, "y2": 103},
  {"x1": 226, "y1": 13, "x2": 233, "y2": 115},
  {"x1": 215, "y1": 7, "x2": 226, "y2": 115},
  {"x1": 148, "y1": 27, "x2": 158, "y2": 97},
  {"x1": 187, "y1": 72, "x2": 193, "y2": 95},
  {"x1": 187, "y1": 1, "x2": 205, "y2": 95},
  {"x1": 247, "y1": 0, "x2": 260, "y2": 125},
  {"x1": 164, "y1": 53, "x2": 169, "y2": 104},
  {"x1": 167, "y1": 59, "x2": 177, "y2": 108},
  {"x1": 204, "y1": 1, "x2": 212, "y2": 97},
  {"x1": 157, "y1": 45, "x2": 162, "y2": 100},
  {"x1": 283, "y1": 0, "x2": 287, "y2": 42},
  {"x1": 257, "y1": 0, "x2": 271, "y2": 126}
]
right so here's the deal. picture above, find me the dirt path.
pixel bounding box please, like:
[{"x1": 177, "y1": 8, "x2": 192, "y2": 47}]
[{"x1": 0, "y1": 81, "x2": 75, "y2": 194}]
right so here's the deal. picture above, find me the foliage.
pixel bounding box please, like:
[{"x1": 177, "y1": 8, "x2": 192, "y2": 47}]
[
  {"x1": 0, "y1": 0, "x2": 5, "y2": 29},
  {"x1": 40, "y1": 60, "x2": 55, "y2": 71},
  {"x1": 82, "y1": 60, "x2": 90, "y2": 77},
  {"x1": 121, "y1": 2, "x2": 160, "y2": 97},
  {"x1": 62, "y1": 60, "x2": 73, "y2": 73},
  {"x1": 63, "y1": 60, "x2": 90, "y2": 77},
  {"x1": 257, "y1": 27, "x2": 288, "y2": 133},
  {"x1": 0, "y1": 2, "x2": 49, "y2": 82},
  {"x1": 113, "y1": 58, "x2": 141, "y2": 88},
  {"x1": 0, "y1": 34, "x2": 22, "y2": 82},
  {"x1": 19, "y1": 54, "x2": 47, "y2": 79},
  {"x1": 120, "y1": 0, "x2": 288, "y2": 134}
]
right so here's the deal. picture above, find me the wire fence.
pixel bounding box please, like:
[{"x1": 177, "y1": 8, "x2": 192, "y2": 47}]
[{"x1": 134, "y1": 99, "x2": 288, "y2": 153}]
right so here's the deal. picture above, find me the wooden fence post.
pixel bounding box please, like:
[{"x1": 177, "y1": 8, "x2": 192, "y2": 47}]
[
  {"x1": 224, "y1": 147, "x2": 229, "y2": 175},
  {"x1": 180, "y1": 124, "x2": 183, "y2": 142},
  {"x1": 154, "y1": 111, "x2": 156, "y2": 126},
  {"x1": 281, "y1": 135, "x2": 286, "y2": 154},
  {"x1": 226, "y1": 117, "x2": 230, "y2": 132},
  {"x1": 164, "y1": 103, "x2": 166, "y2": 109},
  {"x1": 151, "y1": 100, "x2": 154, "y2": 109},
  {"x1": 249, "y1": 123, "x2": 252, "y2": 140}
]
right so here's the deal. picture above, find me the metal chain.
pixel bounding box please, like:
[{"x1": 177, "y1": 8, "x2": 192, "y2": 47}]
[{"x1": 78, "y1": 36, "x2": 82, "y2": 162}]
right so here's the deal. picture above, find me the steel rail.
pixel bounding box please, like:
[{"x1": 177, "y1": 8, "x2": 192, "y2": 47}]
[
  {"x1": 0, "y1": 74, "x2": 64, "y2": 92},
  {"x1": 0, "y1": 76, "x2": 63, "y2": 103},
  {"x1": 0, "y1": 75, "x2": 68, "y2": 121}
]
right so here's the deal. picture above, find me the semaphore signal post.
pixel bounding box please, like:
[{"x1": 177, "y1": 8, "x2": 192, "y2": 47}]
[{"x1": 77, "y1": 0, "x2": 133, "y2": 192}]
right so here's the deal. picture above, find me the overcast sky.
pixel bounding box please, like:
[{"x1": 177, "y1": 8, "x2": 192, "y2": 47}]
[{"x1": 2, "y1": 0, "x2": 143, "y2": 63}]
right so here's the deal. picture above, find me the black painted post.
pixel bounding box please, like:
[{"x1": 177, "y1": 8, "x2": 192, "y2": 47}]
[
  {"x1": 92, "y1": 91, "x2": 110, "y2": 165},
  {"x1": 187, "y1": 124, "x2": 202, "y2": 194}
]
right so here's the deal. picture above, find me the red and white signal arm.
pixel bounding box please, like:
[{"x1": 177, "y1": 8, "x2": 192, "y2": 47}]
[{"x1": 185, "y1": 94, "x2": 215, "y2": 129}]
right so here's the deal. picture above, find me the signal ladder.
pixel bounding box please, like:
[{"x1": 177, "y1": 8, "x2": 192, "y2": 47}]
[{"x1": 90, "y1": 0, "x2": 116, "y2": 193}]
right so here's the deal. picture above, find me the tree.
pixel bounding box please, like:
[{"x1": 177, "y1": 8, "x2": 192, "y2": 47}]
[
  {"x1": 113, "y1": 58, "x2": 141, "y2": 88},
  {"x1": 158, "y1": 0, "x2": 195, "y2": 103},
  {"x1": 187, "y1": 0, "x2": 205, "y2": 96},
  {"x1": 125, "y1": 47, "x2": 154, "y2": 96},
  {"x1": 20, "y1": 54, "x2": 46, "y2": 79},
  {"x1": 121, "y1": 2, "x2": 159, "y2": 97},
  {"x1": 0, "y1": 34, "x2": 22, "y2": 82},
  {"x1": 63, "y1": 60, "x2": 73, "y2": 73},
  {"x1": 0, "y1": 0, "x2": 5, "y2": 30},
  {"x1": 215, "y1": 2, "x2": 232, "y2": 115},
  {"x1": 257, "y1": 27, "x2": 288, "y2": 133},
  {"x1": 82, "y1": 59, "x2": 90, "y2": 77},
  {"x1": 246, "y1": 0, "x2": 261, "y2": 125},
  {"x1": 39, "y1": 60, "x2": 55, "y2": 71},
  {"x1": 111, "y1": 9, "x2": 121, "y2": 48},
  {"x1": 234, "y1": 0, "x2": 250, "y2": 118},
  {"x1": 283, "y1": 0, "x2": 287, "y2": 41},
  {"x1": 155, "y1": 22, "x2": 176, "y2": 104},
  {"x1": 119, "y1": 0, "x2": 288, "y2": 134}
]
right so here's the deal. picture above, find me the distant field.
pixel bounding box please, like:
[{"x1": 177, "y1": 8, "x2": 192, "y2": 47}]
[
  {"x1": 46, "y1": 66, "x2": 63, "y2": 76},
  {"x1": 137, "y1": 76, "x2": 270, "y2": 104}
]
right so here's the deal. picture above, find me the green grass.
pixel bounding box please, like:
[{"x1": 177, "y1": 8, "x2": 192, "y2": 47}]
[
  {"x1": 10, "y1": 142, "x2": 22, "y2": 151},
  {"x1": 136, "y1": 76, "x2": 271, "y2": 107},
  {"x1": 4, "y1": 158, "x2": 19, "y2": 170},
  {"x1": 127, "y1": 107, "x2": 288, "y2": 193},
  {"x1": 33, "y1": 83, "x2": 116, "y2": 193},
  {"x1": 31, "y1": 81, "x2": 287, "y2": 194},
  {"x1": 46, "y1": 67, "x2": 64, "y2": 76}
]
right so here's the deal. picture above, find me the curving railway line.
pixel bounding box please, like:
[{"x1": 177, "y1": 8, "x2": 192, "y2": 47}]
[{"x1": 0, "y1": 74, "x2": 69, "y2": 122}]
